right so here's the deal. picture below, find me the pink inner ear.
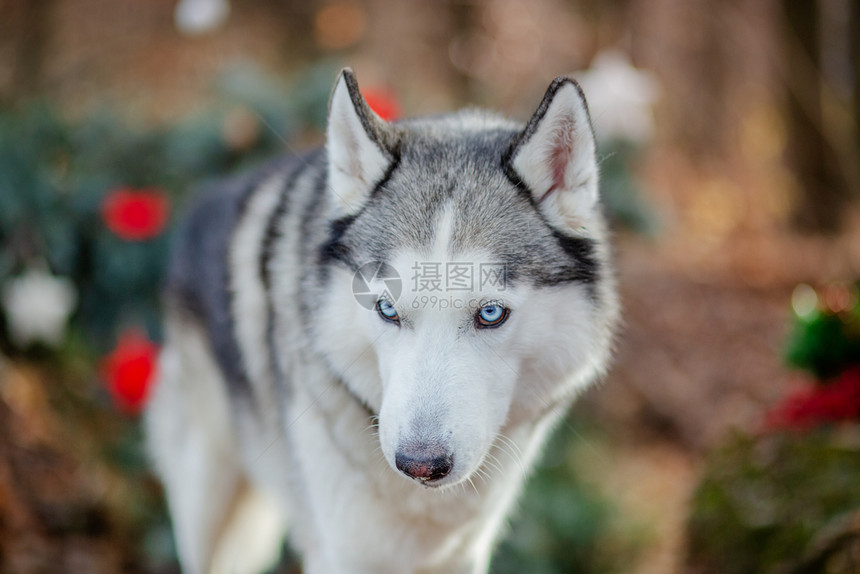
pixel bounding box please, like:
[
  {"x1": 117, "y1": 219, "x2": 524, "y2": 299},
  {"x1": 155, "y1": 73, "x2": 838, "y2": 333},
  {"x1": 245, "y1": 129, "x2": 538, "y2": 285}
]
[{"x1": 544, "y1": 114, "x2": 576, "y2": 201}]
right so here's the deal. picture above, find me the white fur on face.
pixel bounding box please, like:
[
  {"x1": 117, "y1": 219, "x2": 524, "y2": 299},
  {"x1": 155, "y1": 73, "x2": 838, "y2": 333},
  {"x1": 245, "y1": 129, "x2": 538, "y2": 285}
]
[
  {"x1": 309, "y1": 207, "x2": 601, "y2": 489},
  {"x1": 373, "y1": 248, "x2": 519, "y2": 487},
  {"x1": 369, "y1": 255, "x2": 601, "y2": 488}
]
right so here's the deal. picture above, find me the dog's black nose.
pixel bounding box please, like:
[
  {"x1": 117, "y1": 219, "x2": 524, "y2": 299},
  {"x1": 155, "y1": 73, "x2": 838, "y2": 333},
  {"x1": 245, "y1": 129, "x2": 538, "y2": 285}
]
[{"x1": 395, "y1": 450, "x2": 453, "y2": 482}]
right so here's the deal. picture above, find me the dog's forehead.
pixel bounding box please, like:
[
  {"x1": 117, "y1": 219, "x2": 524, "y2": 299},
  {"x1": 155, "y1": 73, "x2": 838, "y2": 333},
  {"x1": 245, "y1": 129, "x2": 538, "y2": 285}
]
[
  {"x1": 360, "y1": 160, "x2": 529, "y2": 260},
  {"x1": 344, "y1": 123, "x2": 521, "y2": 243},
  {"x1": 341, "y1": 119, "x2": 598, "y2": 290}
]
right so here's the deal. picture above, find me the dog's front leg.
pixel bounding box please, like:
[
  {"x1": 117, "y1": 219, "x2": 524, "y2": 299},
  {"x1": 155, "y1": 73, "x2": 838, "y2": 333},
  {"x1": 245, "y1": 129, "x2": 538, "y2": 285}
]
[{"x1": 286, "y1": 379, "x2": 400, "y2": 573}]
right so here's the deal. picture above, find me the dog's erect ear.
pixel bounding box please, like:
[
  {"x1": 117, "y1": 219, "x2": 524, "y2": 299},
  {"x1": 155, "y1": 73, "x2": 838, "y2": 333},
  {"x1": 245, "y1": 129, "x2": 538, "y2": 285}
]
[
  {"x1": 326, "y1": 68, "x2": 396, "y2": 217},
  {"x1": 508, "y1": 77, "x2": 599, "y2": 230}
]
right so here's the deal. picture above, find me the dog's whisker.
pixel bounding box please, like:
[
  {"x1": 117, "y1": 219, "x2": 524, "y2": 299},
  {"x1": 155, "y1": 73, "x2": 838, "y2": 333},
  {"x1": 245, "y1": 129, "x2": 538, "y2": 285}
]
[
  {"x1": 494, "y1": 433, "x2": 527, "y2": 477},
  {"x1": 466, "y1": 476, "x2": 480, "y2": 496},
  {"x1": 483, "y1": 453, "x2": 504, "y2": 477}
]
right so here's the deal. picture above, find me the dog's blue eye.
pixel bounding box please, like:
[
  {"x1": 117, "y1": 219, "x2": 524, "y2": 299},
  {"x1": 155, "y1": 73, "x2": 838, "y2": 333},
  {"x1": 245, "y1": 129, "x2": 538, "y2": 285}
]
[
  {"x1": 476, "y1": 303, "x2": 509, "y2": 328},
  {"x1": 376, "y1": 298, "x2": 400, "y2": 324}
]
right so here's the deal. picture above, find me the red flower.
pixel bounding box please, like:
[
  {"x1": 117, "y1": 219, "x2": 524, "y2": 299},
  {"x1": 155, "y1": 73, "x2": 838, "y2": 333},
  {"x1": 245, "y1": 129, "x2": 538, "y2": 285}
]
[
  {"x1": 362, "y1": 87, "x2": 401, "y2": 121},
  {"x1": 765, "y1": 367, "x2": 860, "y2": 431},
  {"x1": 102, "y1": 188, "x2": 169, "y2": 241},
  {"x1": 102, "y1": 330, "x2": 159, "y2": 414}
]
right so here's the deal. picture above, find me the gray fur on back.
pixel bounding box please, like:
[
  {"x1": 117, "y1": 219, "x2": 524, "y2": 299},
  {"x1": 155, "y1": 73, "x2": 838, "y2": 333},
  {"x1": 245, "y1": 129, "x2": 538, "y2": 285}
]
[{"x1": 166, "y1": 156, "x2": 300, "y2": 392}]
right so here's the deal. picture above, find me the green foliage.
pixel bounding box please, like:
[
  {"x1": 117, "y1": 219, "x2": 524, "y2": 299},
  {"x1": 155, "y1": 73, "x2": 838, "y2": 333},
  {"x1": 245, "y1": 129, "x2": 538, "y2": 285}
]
[
  {"x1": 493, "y1": 421, "x2": 634, "y2": 574},
  {"x1": 784, "y1": 299, "x2": 860, "y2": 379},
  {"x1": 688, "y1": 429, "x2": 860, "y2": 574},
  {"x1": 0, "y1": 63, "x2": 336, "y2": 353},
  {"x1": 598, "y1": 141, "x2": 659, "y2": 236}
]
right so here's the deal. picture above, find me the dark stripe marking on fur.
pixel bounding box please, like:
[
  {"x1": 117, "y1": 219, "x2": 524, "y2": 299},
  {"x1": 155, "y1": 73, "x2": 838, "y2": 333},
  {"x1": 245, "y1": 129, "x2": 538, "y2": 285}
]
[
  {"x1": 317, "y1": 145, "x2": 402, "y2": 271},
  {"x1": 499, "y1": 151, "x2": 600, "y2": 291}
]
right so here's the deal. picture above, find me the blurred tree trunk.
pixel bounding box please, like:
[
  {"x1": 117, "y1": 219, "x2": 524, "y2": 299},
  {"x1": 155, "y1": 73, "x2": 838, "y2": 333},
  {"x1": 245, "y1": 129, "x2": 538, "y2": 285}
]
[
  {"x1": 853, "y1": 0, "x2": 860, "y2": 156},
  {"x1": 11, "y1": 0, "x2": 54, "y2": 103},
  {"x1": 270, "y1": 0, "x2": 319, "y2": 62},
  {"x1": 448, "y1": 0, "x2": 476, "y2": 104},
  {"x1": 782, "y1": 0, "x2": 851, "y2": 233}
]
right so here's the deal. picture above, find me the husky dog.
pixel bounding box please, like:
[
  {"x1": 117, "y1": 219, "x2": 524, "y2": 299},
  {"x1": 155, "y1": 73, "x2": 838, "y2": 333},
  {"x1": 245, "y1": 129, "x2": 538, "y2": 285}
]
[{"x1": 145, "y1": 69, "x2": 618, "y2": 574}]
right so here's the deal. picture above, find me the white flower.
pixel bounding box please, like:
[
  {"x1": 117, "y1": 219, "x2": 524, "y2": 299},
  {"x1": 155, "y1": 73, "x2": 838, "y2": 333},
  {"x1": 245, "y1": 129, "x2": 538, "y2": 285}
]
[
  {"x1": 2, "y1": 268, "x2": 77, "y2": 348},
  {"x1": 174, "y1": 0, "x2": 230, "y2": 36},
  {"x1": 575, "y1": 50, "x2": 661, "y2": 144}
]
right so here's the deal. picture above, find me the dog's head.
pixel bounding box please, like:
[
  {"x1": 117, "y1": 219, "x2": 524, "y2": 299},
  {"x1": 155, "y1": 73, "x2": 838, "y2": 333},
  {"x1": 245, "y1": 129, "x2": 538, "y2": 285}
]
[{"x1": 307, "y1": 69, "x2": 617, "y2": 488}]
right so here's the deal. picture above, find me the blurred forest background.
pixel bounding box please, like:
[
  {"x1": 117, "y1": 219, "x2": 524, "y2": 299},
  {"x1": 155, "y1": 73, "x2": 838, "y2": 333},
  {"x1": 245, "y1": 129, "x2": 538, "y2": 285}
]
[{"x1": 1, "y1": 0, "x2": 859, "y2": 573}]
